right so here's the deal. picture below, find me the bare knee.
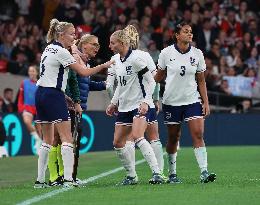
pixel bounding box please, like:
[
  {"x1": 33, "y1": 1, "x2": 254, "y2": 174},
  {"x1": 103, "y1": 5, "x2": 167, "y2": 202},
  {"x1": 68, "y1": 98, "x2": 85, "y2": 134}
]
[{"x1": 113, "y1": 138, "x2": 125, "y2": 148}]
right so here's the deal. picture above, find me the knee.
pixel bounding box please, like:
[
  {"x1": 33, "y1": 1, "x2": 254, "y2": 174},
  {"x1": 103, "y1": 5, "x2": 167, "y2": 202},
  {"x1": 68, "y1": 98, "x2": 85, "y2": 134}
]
[
  {"x1": 113, "y1": 138, "x2": 124, "y2": 148},
  {"x1": 191, "y1": 129, "x2": 204, "y2": 140}
]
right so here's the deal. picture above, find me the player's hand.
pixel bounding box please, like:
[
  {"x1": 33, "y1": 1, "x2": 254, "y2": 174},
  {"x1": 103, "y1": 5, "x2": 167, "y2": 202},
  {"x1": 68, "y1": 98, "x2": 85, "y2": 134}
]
[
  {"x1": 102, "y1": 60, "x2": 115, "y2": 69},
  {"x1": 139, "y1": 102, "x2": 148, "y2": 116},
  {"x1": 154, "y1": 100, "x2": 160, "y2": 115},
  {"x1": 106, "y1": 103, "x2": 118, "y2": 116},
  {"x1": 202, "y1": 102, "x2": 210, "y2": 118},
  {"x1": 65, "y1": 95, "x2": 75, "y2": 111},
  {"x1": 74, "y1": 103, "x2": 83, "y2": 116}
]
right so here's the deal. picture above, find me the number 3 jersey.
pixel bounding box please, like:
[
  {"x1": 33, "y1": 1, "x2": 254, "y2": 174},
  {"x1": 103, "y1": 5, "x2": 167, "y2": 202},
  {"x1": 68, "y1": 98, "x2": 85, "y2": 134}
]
[
  {"x1": 158, "y1": 44, "x2": 206, "y2": 106},
  {"x1": 37, "y1": 42, "x2": 76, "y2": 92},
  {"x1": 109, "y1": 50, "x2": 155, "y2": 112}
]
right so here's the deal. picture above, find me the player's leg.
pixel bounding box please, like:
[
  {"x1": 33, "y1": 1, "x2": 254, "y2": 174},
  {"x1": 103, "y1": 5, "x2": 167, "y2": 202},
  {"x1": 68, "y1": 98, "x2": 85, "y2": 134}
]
[
  {"x1": 56, "y1": 121, "x2": 78, "y2": 187},
  {"x1": 185, "y1": 102, "x2": 216, "y2": 183},
  {"x1": 34, "y1": 123, "x2": 53, "y2": 188},
  {"x1": 166, "y1": 124, "x2": 182, "y2": 183},
  {"x1": 22, "y1": 111, "x2": 42, "y2": 154},
  {"x1": 162, "y1": 104, "x2": 182, "y2": 184},
  {"x1": 146, "y1": 122, "x2": 164, "y2": 174},
  {"x1": 125, "y1": 134, "x2": 135, "y2": 176},
  {"x1": 132, "y1": 114, "x2": 164, "y2": 184},
  {"x1": 113, "y1": 123, "x2": 137, "y2": 185},
  {"x1": 47, "y1": 126, "x2": 62, "y2": 186}
]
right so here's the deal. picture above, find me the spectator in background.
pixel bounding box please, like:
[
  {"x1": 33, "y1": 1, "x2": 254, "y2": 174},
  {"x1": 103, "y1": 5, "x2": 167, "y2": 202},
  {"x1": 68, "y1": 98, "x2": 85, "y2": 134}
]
[
  {"x1": 92, "y1": 14, "x2": 112, "y2": 62},
  {"x1": 0, "y1": 33, "x2": 14, "y2": 60},
  {"x1": 18, "y1": 65, "x2": 42, "y2": 154},
  {"x1": 220, "y1": 8, "x2": 243, "y2": 38},
  {"x1": 245, "y1": 47, "x2": 259, "y2": 70},
  {"x1": 82, "y1": 0, "x2": 98, "y2": 26},
  {"x1": 214, "y1": 79, "x2": 232, "y2": 95},
  {"x1": 147, "y1": 40, "x2": 160, "y2": 63},
  {"x1": 54, "y1": 0, "x2": 84, "y2": 26},
  {"x1": 197, "y1": 18, "x2": 219, "y2": 53},
  {"x1": 2, "y1": 88, "x2": 15, "y2": 113},
  {"x1": 10, "y1": 36, "x2": 35, "y2": 63},
  {"x1": 7, "y1": 51, "x2": 28, "y2": 75}
]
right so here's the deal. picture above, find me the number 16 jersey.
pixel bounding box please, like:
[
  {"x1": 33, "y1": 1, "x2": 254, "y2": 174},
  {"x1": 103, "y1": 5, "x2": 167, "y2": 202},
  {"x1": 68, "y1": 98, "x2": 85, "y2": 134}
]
[
  {"x1": 109, "y1": 50, "x2": 155, "y2": 112},
  {"x1": 158, "y1": 44, "x2": 206, "y2": 106}
]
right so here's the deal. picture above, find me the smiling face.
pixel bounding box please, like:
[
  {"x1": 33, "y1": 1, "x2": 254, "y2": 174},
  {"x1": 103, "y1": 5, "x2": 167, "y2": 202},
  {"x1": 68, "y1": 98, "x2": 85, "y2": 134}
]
[
  {"x1": 176, "y1": 25, "x2": 193, "y2": 44},
  {"x1": 81, "y1": 37, "x2": 100, "y2": 58}
]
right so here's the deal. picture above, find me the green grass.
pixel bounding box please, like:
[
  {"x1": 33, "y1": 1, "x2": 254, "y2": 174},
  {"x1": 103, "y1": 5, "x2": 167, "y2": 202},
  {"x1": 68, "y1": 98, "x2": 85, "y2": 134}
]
[{"x1": 1, "y1": 146, "x2": 260, "y2": 205}]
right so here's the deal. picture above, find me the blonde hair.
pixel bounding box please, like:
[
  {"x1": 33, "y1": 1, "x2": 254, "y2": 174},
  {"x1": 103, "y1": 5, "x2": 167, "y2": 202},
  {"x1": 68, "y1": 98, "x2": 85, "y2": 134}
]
[
  {"x1": 77, "y1": 34, "x2": 97, "y2": 49},
  {"x1": 46, "y1": 19, "x2": 74, "y2": 43},
  {"x1": 123, "y1": 25, "x2": 139, "y2": 49},
  {"x1": 111, "y1": 30, "x2": 130, "y2": 46}
]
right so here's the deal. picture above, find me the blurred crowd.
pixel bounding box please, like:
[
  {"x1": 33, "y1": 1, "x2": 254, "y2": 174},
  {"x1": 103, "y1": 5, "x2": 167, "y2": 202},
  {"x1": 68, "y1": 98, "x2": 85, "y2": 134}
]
[{"x1": 0, "y1": 0, "x2": 259, "y2": 111}]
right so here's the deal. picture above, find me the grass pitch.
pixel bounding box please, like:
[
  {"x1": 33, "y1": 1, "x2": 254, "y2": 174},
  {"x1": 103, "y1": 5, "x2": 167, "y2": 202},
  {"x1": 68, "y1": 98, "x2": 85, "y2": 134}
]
[{"x1": 0, "y1": 146, "x2": 260, "y2": 205}]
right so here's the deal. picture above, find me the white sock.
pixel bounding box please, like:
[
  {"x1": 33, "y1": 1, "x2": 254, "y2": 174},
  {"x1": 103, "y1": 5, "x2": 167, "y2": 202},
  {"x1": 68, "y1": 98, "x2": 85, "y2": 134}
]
[
  {"x1": 136, "y1": 137, "x2": 160, "y2": 174},
  {"x1": 37, "y1": 142, "x2": 51, "y2": 183},
  {"x1": 177, "y1": 141, "x2": 180, "y2": 150},
  {"x1": 168, "y1": 153, "x2": 177, "y2": 175},
  {"x1": 115, "y1": 146, "x2": 136, "y2": 177},
  {"x1": 61, "y1": 142, "x2": 74, "y2": 181},
  {"x1": 194, "y1": 147, "x2": 208, "y2": 173},
  {"x1": 150, "y1": 139, "x2": 164, "y2": 173},
  {"x1": 125, "y1": 140, "x2": 135, "y2": 167}
]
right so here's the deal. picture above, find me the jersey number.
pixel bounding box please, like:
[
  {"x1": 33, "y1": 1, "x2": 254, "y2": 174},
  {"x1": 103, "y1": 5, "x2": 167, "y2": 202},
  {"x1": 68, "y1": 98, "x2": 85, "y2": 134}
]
[
  {"x1": 40, "y1": 56, "x2": 47, "y2": 77},
  {"x1": 119, "y1": 76, "x2": 127, "y2": 86},
  {"x1": 180, "y1": 66, "x2": 186, "y2": 76}
]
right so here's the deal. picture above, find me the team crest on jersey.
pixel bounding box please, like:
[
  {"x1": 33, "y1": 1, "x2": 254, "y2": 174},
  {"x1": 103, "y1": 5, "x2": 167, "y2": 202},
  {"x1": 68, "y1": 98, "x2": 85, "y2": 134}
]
[
  {"x1": 190, "y1": 57, "x2": 197, "y2": 66},
  {"x1": 126, "y1": 66, "x2": 132, "y2": 75},
  {"x1": 165, "y1": 112, "x2": 171, "y2": 120}
]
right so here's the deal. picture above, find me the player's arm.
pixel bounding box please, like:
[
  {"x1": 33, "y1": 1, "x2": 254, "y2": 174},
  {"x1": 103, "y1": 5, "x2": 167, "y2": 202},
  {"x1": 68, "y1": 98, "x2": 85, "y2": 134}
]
[
  {"x1": 140, "y1": 67, "x2": 156, "y2": 105},
  {"x1": 70, "y1": 60, "x2": 114, "y2": 77},
  {"x1": 17, "y1": 81, "x2": 24, "y2": 113},
  {"x1": 154, "y1": 50, "x2": 166, "y2": 82},
  {"x1": 106, "y1": 85, "x2": 119, "y2": 116},
  {"x1": 196, "y1": 72, "x2": 210, "y2": 117},
  {"x1": 106, "y1": 66, "x2": 116, "y2": 99},
  {"x1": 154, "y1": 68, "x2": 166, "y2": 83}
]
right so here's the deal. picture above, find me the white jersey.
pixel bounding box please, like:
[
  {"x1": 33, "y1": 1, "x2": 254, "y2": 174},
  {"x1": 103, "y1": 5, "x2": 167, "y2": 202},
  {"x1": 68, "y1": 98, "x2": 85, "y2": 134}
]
[
  {"x1": 109, "y1": 50, "x2": 155, "y2": 112},
  {"x1": 158, "y1": 44, "x2": 206, "y2": 106},
  {"x1": 137, "y1": 50, "x2": 157, "y2": 75},
  {"x1": 37, "y1": 42, "x2": 76, "y2": 92}
]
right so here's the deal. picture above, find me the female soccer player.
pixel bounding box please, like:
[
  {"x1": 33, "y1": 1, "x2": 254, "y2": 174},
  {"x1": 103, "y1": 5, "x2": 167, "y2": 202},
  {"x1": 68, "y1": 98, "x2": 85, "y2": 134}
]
[
  {"x1": 18, "y1": 65, "x2": 42, "y2": 154},
  {"x1": 106, "y1": 25, "x2": 165, "y2": 178},
  {"x1": 154, "y1": 22, "x2": 216, "y2": 183},
  {"x1": 34, "y1": 18, "x2": 113, "y2": 188},
  {"x1": 106, "y1": 29, "x2": 164, "y2": 185}
]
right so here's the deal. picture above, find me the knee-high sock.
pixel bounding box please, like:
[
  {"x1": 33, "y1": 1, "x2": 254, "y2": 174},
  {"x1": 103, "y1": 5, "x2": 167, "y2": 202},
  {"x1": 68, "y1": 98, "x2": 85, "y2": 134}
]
[
  {"x1": 194, "y1": 147, "x2": 208, "y2": 173},
  {"x1": 168, "y1": 152, "x2": 177, "y2": 175},
  {"x1": 61, "y1": 142, "x2": 74, "y2": 181},
  {"x1": 48, "y1": 146, "x2": 58, "y2": 182},
  {"x1": 150, "y1": 139, "x2": 164, "y2": 173},
  {"x1": 57, "y1": 144, "x2": 64, "y2": 176},
  {"x1": 115, "y1": 146, "x2": 136, "y2": 178},
  {"x1": 37, "y1": 142, "x2": 51, "y2": 183},
  {"x1": 136, "y1": 137, "x2": 160, "y2": 174},
  {"x1": 125, "y1": 141, "x2": 135, "y2": 168}
]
